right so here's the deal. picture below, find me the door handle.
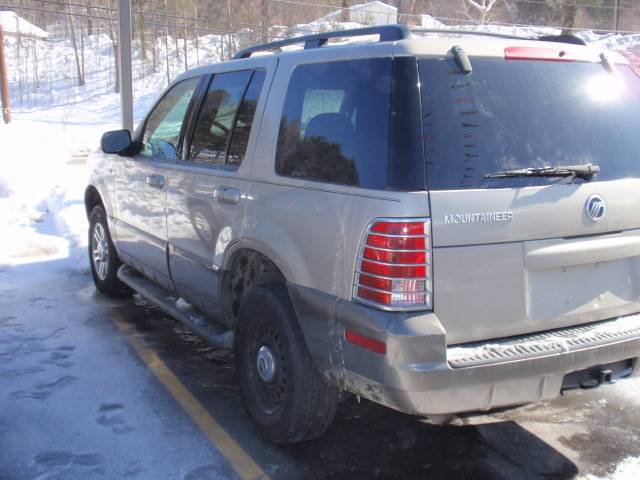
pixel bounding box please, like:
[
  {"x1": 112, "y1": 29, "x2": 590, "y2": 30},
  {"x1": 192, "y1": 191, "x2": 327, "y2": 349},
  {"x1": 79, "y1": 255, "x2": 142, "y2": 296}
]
[
  {"x1": 146, "y1": 174, "x2": 165, "y2": 189},
  {"x1": 214, "y1": 186, "x2": 241, "y2": 205}
]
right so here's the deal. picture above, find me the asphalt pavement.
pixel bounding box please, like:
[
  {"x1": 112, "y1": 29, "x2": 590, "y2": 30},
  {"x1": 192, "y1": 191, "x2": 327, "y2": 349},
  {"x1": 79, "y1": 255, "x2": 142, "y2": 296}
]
[{"x1": 1, "y1": 257, "x2": 639, "y2": 479}]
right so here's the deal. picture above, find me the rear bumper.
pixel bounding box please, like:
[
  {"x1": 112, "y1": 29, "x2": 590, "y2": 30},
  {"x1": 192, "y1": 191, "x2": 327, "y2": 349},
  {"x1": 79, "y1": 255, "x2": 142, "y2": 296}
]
[{"x1": 288, "y1": 283, "x2": 640, "y2": 416}]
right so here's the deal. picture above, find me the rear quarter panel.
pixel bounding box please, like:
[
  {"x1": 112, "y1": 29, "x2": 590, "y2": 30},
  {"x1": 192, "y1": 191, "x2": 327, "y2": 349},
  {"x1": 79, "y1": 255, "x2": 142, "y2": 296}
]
[{"x1": 241, "y1": 45, "x2": 430, "y2": 300}]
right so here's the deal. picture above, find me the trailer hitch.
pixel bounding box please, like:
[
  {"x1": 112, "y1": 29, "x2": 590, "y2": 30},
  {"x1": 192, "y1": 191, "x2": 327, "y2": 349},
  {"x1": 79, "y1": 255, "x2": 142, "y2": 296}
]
[
  {"x1": 561, "y1": 360, "x2": 632, "y2": 392},
  {"x1": 580, "y1": 368, "x2": 614, "y2": 389}
]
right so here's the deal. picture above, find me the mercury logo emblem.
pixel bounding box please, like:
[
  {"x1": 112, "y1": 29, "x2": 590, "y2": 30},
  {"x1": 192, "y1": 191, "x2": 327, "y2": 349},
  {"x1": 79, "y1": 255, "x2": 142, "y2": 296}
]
[{"x1": 585, "y1": 194, "x2": 606, "y2": 222}]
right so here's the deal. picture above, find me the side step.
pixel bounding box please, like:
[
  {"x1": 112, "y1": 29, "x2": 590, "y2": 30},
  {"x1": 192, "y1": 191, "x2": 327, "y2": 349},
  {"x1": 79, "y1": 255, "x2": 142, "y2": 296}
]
[{"x1": 117, "y1": 265, "x2": 233, "y2": 350}]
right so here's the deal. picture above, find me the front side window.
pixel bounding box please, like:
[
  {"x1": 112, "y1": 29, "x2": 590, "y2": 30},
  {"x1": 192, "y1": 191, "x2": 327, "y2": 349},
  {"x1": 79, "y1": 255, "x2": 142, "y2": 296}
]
[
  {"x1": 141, "y1": 77, "x2": 199, "y2": 160},
  {"x1": 275, "y1": 58, "x2": 393, "y2": 189},
  {"x1": 189, "y1": 70, "x2": 259, "y2": 167}
]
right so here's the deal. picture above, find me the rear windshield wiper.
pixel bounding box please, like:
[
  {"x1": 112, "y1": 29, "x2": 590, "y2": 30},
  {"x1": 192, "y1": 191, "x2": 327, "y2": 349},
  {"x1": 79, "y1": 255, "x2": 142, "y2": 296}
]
[{"x1": 485, "y1": 164, "x2": 600, "y2": 181}]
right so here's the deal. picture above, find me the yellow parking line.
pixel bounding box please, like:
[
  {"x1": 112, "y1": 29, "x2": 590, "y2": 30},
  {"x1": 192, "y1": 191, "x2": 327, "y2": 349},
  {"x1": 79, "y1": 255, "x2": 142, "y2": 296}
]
[{"x1": 111, "y1": 311, "x2": 269, "y2": 480}]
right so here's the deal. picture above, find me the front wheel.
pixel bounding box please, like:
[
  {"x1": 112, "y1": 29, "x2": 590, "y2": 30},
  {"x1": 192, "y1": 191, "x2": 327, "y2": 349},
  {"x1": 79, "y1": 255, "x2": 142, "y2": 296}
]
[
  {"x1": 88, "y1": 205, "x2": 132, "y2": 297},
  {"x1": 234, "y1": 284, "x2": 339, "y2": 444}
]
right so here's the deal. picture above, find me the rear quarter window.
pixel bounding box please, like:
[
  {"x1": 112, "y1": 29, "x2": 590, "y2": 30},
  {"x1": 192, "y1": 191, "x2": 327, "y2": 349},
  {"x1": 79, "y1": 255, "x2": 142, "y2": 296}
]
[{"x1": 275, "y1": 58, "x2": 394, "y2": 189}]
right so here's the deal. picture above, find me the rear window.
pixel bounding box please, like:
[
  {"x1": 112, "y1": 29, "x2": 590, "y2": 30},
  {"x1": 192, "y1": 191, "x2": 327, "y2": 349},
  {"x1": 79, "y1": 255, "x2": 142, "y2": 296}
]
[{"x1": 419, "y1": 58, "x2": 640, "y2": 190}]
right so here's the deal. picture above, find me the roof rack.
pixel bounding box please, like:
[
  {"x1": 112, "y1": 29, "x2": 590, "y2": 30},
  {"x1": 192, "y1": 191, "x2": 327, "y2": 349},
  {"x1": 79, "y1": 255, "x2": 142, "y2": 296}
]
[
  {"x1": 233, "y1": 24, "x2": 588, "y2": 60},
  {"x1": 233, "y1": 24, "x2": 411, "y2": 59},
  {"x1": 410, "y1": 28, "x2": 587, "y2": 46}
]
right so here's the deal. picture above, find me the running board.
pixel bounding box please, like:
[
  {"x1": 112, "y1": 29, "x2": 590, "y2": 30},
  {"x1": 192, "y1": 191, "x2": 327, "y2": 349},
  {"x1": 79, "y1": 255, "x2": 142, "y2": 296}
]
[{"x1": 117, "y1": 265, "x2": 233, "y2": 350}]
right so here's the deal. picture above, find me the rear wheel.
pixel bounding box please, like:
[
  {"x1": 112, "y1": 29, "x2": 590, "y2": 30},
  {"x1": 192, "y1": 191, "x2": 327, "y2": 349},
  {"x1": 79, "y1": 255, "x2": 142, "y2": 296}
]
[
  {"x1": 88, "y1": 205, "x2": 132, "y2": 297},
  {"x1": 235, "y1": 284, "x2": 338, "y2": 444}
]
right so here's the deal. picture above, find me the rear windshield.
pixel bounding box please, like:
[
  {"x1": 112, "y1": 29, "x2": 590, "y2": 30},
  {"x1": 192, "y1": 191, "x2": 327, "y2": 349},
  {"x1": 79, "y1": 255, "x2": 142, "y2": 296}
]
[{"x1": 419, "y1": 58, "x2": 640, "y2": 190}]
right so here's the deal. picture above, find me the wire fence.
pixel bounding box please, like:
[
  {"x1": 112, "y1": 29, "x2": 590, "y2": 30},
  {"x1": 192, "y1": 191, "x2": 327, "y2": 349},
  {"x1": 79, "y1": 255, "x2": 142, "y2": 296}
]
[
  {"x1": 2, "y1": 0, "x2": 640, "y2": 109},
  {"x1": 6, "y1": 0, "x2": 640, "y2": 36}
]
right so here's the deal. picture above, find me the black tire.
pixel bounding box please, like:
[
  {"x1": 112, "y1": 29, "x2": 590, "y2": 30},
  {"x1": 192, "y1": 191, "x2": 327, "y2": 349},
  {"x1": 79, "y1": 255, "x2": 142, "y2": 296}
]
[
  {"x1": 235, "y1": 284, "x2": 339, "y2": 444},
  {"x1": 88, "y1": 205, "x2": 132, "y2": 298}
]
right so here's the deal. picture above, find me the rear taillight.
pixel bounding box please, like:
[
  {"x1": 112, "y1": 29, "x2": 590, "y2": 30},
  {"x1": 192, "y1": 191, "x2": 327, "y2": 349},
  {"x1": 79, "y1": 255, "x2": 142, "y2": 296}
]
[{"x1": 353, "y1": 218, "x2": 432, "y2": 311}]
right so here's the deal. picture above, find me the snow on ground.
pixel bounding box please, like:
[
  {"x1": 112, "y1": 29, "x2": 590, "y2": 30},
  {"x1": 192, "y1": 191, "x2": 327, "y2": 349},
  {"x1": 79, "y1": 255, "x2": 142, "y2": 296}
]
[{"x1": 579, "y1": 457, "x2": 640, "y2": 480}]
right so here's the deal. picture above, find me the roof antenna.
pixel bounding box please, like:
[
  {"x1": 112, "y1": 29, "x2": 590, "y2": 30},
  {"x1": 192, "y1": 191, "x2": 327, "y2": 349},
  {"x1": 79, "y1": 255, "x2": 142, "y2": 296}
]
[
  {"x1": 452, "y1": 45, "x2": 472, "y2": 74},
  {"x1": 599, "y1": 53, "x2": 617, "y2": 74}
]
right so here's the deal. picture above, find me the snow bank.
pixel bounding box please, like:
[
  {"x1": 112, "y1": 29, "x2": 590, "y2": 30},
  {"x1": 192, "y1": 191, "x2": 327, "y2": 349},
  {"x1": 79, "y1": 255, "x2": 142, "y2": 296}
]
[{"x1": 0, "y1": 119, "x2": 100, "y2": 271}]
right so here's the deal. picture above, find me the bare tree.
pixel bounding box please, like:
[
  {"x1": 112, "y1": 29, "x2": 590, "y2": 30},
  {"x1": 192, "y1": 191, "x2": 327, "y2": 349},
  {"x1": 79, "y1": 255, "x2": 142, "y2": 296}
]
[
  {"x1": 164, "y1": 0, "x2": 171, "y2": 85},
  {"x1": 561, "y1": 4, "x2": 578, "y2": 33},
  {"x1": 183, "y1": 0, "x2": 188, "y2": 71},
  {"x1": 464, "y1": 0, "x2": 500, "y2": 23},
  {"x1": 152, "y1": 0, "x2": 159, "y2": 72},
  {"x1": 226, "y1": 0, "x2": 237, "y2": 59},
  {"x1": 194, "y1": 3, "x2": 200, "y2": 65},
  {"x1": 398, "y1": 0, "x2": 414, "y2": 25},
  {"x1": 261, "y1": 0, "x2": 270, "y2": 42},
  {"x1": 174, "y1": 2, "x2": 180, "y2": 62},
  {"x1": 105, "y1": 9, "x2": 120, "y2": 93},
  {"x1": 139, "y1": 0, "x2": 148, "y2": 62},
  {"x1": 341, "y1": 0, "x2": 350, "y2": 23},
  {"x1": 66, "y1": 6, "x2": 85, "y2": 86}
]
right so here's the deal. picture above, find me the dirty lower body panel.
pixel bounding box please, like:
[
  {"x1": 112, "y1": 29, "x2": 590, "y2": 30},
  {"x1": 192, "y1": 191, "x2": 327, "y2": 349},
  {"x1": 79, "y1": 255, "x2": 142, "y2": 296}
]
[{"x1": 287, "y1": 283, "x2": 640, "y2": 417}]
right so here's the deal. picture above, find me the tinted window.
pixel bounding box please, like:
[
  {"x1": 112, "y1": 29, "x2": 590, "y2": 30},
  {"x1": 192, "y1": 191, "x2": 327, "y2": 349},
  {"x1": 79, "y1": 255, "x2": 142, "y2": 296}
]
[
  {"x1": 189, "y1": 70, "x2": 252, "y2": 167},
  {"x1": 419, "y1": 58, "x2": 640, "y2": 190},
  {"x1": 227, "y1": 70, "x2": 266, "y2": 166},
  {"x1": 276, "y1": 58, "x2": 393, "y2": 189},
  {"x1": 141, "y1": 77, "x2": 199, "y2": 160}
]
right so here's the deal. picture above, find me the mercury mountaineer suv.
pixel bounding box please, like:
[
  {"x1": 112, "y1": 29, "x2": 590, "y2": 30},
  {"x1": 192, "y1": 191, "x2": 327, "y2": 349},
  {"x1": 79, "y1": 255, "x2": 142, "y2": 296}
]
[{"x1": 86, "y1": 25, "x2": 640, "y2": 444}]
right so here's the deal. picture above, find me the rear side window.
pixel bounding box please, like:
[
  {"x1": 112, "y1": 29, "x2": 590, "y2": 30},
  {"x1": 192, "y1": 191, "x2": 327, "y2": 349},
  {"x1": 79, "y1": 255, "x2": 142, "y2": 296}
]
[
  {"x1": 275, "y1": 58, "x2": 393, "y2": 189},
  {"x1": 189, "y1": 69, "x2": 264, "y2": 168},
  {"x1": 419, "y1": 58, "x2": 640, "y2": 190}
]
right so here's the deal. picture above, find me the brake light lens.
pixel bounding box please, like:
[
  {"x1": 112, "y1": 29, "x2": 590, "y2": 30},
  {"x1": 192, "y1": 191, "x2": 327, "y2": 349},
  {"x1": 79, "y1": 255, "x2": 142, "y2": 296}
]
[
  {"x1": 505, "y1": 46, "x2": 575, "y2": 62},
  {"x1": 353, "y1": 219, "x2": 432, "y2": 310}
]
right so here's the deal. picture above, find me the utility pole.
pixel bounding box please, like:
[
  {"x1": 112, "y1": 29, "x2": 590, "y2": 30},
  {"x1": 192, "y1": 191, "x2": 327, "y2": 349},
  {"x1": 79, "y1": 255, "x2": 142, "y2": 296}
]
[
  {"x1": 118, "y1": 0, "x2": 134, "y2": 132},
  {"x1": 613, "y1": 0, "x2": 621, "y2": 33},
  {"x1": 0, "y1": 26, "x2": 11, "y2": 124}
]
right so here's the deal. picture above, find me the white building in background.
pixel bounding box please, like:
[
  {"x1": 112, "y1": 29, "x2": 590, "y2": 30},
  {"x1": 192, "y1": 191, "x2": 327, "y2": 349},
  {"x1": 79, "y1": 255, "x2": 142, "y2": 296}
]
[
  {"x1": 321, "y1": 1, "x2": 398, "y2": 26},
  {"x1": 0, "y1": 11, "x2": 48, "y2": 39},
  {"x1": 421, "y1": 14, "x2": 447, "y2": 29}
]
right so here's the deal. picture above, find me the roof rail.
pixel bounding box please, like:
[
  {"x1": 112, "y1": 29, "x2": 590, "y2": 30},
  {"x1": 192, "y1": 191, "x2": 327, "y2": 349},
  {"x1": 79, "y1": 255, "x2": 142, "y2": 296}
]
[
  {"x1": 411, "y1": 28, "x2": 587, "y2": 46},
  {"x1": 233, "y1": 24, "x2": 411, "y2": 59}
]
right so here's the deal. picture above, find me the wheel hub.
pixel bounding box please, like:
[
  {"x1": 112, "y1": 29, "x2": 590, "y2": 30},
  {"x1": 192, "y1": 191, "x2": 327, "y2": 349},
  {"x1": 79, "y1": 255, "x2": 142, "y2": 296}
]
[
  {"x1": 91, "y1": 223, "x2": 110, "y2": 280},
  {"x1": 256, "y1": 345, "x2": 276, "y2": 382}
]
